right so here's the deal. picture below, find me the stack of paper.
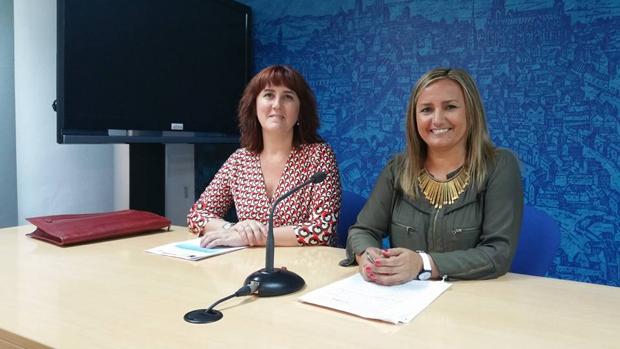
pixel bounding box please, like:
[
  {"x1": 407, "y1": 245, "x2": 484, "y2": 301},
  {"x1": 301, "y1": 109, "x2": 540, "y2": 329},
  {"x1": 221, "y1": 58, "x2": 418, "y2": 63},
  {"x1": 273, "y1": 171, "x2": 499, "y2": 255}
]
[
  {"x1": 146, "y1": 238, "x2": 245, "y2": 261},
  {"x1": 299, "y1": 273, "x2": 451, "y2": 324}
]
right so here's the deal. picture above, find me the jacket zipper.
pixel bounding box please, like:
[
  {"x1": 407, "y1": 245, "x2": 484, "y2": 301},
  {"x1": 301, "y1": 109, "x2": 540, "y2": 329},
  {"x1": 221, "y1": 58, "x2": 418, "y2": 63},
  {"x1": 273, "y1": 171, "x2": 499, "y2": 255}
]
[
  {"x1": 392, "y1": 221, "x2": 415, "y2": 234},
  {"x1": 451, "y1": 227, "x2": 479, "y2": 237},
  {"x1": 430, "y1": 207, "x2": 441, "y2": 249},
  {"x1": 431, "y1": 208, "x2": 447, "y2": 280}
]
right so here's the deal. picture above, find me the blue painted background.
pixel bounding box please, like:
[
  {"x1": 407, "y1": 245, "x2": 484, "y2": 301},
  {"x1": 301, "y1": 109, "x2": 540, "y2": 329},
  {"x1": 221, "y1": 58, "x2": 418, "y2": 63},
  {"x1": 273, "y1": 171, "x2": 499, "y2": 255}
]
[{"x1": 197, "y1": 0, "x2": 619, "y2": 286}]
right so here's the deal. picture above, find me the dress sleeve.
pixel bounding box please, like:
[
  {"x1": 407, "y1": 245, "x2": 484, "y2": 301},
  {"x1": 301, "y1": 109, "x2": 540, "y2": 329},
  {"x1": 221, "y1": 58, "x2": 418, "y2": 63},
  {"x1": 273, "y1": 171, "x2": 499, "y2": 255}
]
[
  {"x1": 293, "y1": 144, "x2": 342, "y2": 246},
  {"x1": 186, "y1": 151, "x2": 237, "y2": 235}
]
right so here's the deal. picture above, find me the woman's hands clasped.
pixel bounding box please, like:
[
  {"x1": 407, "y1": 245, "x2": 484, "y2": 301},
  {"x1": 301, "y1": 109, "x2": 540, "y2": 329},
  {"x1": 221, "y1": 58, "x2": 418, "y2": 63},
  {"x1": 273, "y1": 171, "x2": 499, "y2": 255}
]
[
  {"x1": 356, "y1": 247, "x2": 424, "y2": 285},
  {"x1": 199, "y1": 220, "x2": 267, "y2": 248}
]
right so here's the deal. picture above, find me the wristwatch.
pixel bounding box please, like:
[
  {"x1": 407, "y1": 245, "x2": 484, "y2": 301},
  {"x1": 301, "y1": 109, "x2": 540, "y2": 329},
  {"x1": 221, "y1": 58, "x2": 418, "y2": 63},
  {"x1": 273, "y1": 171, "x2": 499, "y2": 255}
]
[
  {"x1": 417, "y1": 251, "x2": 432, "y2": 280},
  {"x1": 222, "y1": 222, "x2": 235, "y2": 230}
]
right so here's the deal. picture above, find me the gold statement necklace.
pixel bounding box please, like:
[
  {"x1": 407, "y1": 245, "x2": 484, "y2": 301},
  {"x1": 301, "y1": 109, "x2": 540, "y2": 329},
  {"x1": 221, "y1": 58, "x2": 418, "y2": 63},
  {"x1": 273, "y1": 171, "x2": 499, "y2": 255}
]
[{"x1": 418, "y1": 167, "x2": 470, "y2": 209}]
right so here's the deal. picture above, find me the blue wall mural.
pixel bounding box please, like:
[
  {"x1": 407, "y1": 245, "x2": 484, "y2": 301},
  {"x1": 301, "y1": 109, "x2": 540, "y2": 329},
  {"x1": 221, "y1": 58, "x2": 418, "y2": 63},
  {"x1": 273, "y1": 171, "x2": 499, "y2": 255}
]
[{"x1": 197, "y1": 0, "x2": 619, "y2": 286}]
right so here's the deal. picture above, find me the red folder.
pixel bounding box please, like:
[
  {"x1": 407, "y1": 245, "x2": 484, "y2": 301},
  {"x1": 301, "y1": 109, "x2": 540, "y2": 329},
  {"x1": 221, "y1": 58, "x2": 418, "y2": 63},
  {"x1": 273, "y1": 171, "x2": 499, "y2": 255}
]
[{"x1": 26, "y1": 209, "x2": 171, "y2": 246}]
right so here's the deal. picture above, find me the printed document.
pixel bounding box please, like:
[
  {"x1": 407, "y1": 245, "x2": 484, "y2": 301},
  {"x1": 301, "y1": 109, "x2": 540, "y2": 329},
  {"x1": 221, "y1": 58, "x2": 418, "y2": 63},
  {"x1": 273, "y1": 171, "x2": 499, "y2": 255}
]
[
  {"x1": 146, "y1": 238, "x2": 245, "y2": 261},
  {"x1": 299, "y1": 273, "x2": 451, "y2": 324}
]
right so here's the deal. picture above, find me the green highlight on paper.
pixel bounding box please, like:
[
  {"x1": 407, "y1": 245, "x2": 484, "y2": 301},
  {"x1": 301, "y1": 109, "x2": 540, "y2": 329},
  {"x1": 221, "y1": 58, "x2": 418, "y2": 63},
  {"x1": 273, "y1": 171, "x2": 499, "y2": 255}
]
[
  {"x1": 175, "y1": 242, "x2": 217, "y2": 253},
  {"x1": 175, "y1": 242, "x2": 225, "y2": 254}
]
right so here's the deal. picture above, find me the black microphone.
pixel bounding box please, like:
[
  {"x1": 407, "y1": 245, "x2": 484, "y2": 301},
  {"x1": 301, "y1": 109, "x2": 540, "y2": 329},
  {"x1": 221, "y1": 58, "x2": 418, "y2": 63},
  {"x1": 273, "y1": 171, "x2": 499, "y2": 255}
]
[{"x1": 244, "y1": 171, "x2": 327, "y2": 297}]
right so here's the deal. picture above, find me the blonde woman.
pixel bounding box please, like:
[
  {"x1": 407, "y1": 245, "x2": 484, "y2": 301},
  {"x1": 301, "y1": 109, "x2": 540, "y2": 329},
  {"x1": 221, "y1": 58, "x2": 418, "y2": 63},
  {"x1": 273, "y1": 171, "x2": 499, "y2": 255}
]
[{"x1": 345, "y1": 68, "x2": 523, "y2": 284}]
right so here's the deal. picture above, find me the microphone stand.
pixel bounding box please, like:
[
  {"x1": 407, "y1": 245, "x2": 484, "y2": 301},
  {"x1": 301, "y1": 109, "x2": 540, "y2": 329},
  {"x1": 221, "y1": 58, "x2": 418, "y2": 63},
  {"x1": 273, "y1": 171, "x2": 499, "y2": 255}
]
[{"x1": 244, "y1": 172, "x2": 326, "y2": 297}]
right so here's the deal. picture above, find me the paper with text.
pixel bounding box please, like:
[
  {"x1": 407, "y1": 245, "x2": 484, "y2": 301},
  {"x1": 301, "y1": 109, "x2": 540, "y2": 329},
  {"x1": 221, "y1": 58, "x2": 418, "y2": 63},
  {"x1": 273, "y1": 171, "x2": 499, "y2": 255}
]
[
  {"x1": 145, "y1": 238, "x2": 245, "y2": 261},
  {"x1": 299, "y1": 273, "x2": 451, "y2": 324}
]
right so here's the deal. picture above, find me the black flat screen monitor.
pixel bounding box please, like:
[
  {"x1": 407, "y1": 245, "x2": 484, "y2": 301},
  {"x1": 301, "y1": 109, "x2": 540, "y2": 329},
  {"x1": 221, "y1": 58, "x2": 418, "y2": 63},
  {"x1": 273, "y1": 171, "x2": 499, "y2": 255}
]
[{"x1": 56, "y1": 0, "x2": 251, "y2": 144}]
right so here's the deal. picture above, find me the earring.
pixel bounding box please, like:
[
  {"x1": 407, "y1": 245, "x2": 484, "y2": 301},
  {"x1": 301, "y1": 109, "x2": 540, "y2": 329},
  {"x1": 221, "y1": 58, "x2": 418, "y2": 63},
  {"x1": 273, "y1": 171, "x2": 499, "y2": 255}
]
[{"x1": 296, "y1": 121, "x2": 300, "y2": 126}]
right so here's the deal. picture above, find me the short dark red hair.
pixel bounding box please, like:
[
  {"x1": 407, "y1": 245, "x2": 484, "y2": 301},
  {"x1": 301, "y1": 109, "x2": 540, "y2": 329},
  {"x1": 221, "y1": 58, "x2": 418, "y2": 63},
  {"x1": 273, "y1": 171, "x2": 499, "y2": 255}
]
[{"x1": 238, "y1": 65, "x2": 323, "y2": 153}]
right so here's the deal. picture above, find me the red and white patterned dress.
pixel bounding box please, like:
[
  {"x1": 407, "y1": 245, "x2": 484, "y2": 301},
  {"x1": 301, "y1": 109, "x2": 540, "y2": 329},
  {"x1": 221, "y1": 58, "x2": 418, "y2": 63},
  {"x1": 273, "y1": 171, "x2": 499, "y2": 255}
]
[{"x1": 187, "y1": 143, "x2": 342, "y2": 246}]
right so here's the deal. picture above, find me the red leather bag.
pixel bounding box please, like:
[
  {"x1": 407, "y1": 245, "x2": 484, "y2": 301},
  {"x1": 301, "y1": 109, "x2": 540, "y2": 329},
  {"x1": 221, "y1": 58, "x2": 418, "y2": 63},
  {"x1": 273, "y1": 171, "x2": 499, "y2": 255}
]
[{"x1": 26, "y1": 209, "x2": 171, "y2": 246}]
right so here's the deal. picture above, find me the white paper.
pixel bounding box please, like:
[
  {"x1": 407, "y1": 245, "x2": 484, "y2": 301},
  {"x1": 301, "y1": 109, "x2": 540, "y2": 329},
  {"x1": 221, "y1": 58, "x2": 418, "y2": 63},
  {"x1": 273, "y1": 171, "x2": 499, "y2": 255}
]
[
  {"x1": 145, "y1": 238, "x2": 245, "y2": 261},
  {"x1": 298, "y1": 273, "x2": 451, "y2": 324}
]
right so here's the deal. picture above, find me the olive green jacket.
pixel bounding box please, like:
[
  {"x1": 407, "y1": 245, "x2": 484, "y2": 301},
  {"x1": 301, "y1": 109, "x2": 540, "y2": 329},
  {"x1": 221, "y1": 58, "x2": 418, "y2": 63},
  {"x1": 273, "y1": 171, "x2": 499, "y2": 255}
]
[{"x1": 343, "y1": 148, "x2": 523, "y2": 280}]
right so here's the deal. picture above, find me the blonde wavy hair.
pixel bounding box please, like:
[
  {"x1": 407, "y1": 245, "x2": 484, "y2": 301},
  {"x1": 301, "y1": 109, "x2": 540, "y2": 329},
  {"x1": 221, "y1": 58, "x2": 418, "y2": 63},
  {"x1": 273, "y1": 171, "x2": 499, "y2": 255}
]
[{"x1": 399, "y1": 68, "x2": 496, "y2": 198}]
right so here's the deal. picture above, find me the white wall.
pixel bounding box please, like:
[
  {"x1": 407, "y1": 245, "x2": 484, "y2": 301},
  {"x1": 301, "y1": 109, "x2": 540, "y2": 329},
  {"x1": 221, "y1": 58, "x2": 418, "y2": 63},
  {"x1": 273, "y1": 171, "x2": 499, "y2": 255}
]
[
  {"x1": 0, "y1": 0, "x2": 18, "y2": 228},
  {"x1": 11, "y1": 0, "x2": 194, "y2": 226},
  {"x1": 14, "y1": 0, "x2": 129, "y2": 223}
]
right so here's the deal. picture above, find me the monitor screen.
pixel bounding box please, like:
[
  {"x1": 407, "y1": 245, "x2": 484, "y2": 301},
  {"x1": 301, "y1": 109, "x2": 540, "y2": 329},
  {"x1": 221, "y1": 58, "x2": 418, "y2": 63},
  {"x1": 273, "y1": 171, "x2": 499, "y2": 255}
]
[{"x1": 56, "y1": 0, "x2": 251, "y2": 143}]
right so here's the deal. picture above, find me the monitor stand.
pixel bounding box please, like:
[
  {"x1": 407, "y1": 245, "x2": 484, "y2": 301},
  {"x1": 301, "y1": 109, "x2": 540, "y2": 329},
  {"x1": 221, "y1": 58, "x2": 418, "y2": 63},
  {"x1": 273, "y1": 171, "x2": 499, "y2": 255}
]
[{"x1": 130, "y1": 144, "x2": 165, "y2": 216}]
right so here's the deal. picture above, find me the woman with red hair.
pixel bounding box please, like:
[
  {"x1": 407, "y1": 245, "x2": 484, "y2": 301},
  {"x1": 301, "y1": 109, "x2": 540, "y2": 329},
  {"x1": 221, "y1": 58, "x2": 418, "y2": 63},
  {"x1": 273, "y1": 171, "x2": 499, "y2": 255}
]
[{"x1": 188, "y1": 65, "x2": 341, "y2": 248}]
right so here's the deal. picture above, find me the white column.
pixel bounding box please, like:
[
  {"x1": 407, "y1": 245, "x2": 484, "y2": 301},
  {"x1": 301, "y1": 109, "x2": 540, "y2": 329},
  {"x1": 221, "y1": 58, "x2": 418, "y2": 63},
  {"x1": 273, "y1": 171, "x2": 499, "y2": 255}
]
[
  {"x1": 0, "y1": 0, "x2": 18, "y2": 227},
  {"x1": 165, "y1": 144, "x2": 195, "y2": 226}
]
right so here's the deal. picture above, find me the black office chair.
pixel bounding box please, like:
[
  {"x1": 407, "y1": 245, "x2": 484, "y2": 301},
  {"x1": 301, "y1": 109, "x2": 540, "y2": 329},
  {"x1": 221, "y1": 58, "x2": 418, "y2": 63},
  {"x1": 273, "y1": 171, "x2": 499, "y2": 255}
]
[{"x1": 510, "y1": 205, "x2": 561, "y2": 276}]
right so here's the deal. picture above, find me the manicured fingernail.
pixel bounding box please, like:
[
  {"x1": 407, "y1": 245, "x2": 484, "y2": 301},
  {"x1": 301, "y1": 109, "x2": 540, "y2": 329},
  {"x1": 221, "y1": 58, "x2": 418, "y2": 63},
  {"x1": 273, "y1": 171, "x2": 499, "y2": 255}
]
[{"x1": 374, "y1": 260, "x2": 381, "y2": 267}]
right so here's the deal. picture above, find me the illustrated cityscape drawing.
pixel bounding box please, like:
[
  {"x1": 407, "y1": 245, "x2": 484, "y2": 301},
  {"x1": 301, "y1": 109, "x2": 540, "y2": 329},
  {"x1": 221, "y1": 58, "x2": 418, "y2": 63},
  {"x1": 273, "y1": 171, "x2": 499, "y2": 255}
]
[{"x1": 197, "y1": 0, "x2": 620, "y2": 286}]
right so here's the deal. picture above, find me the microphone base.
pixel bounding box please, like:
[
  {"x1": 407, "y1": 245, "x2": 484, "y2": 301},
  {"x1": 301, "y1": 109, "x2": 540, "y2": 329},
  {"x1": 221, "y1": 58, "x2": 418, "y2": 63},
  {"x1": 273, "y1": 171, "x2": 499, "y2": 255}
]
[
  {"x1": 183, "y1": 309, "x2": 223, "y2": 324},
  {"x1": 244, "y1": 268, "x2": 305, "y2": 297}
]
